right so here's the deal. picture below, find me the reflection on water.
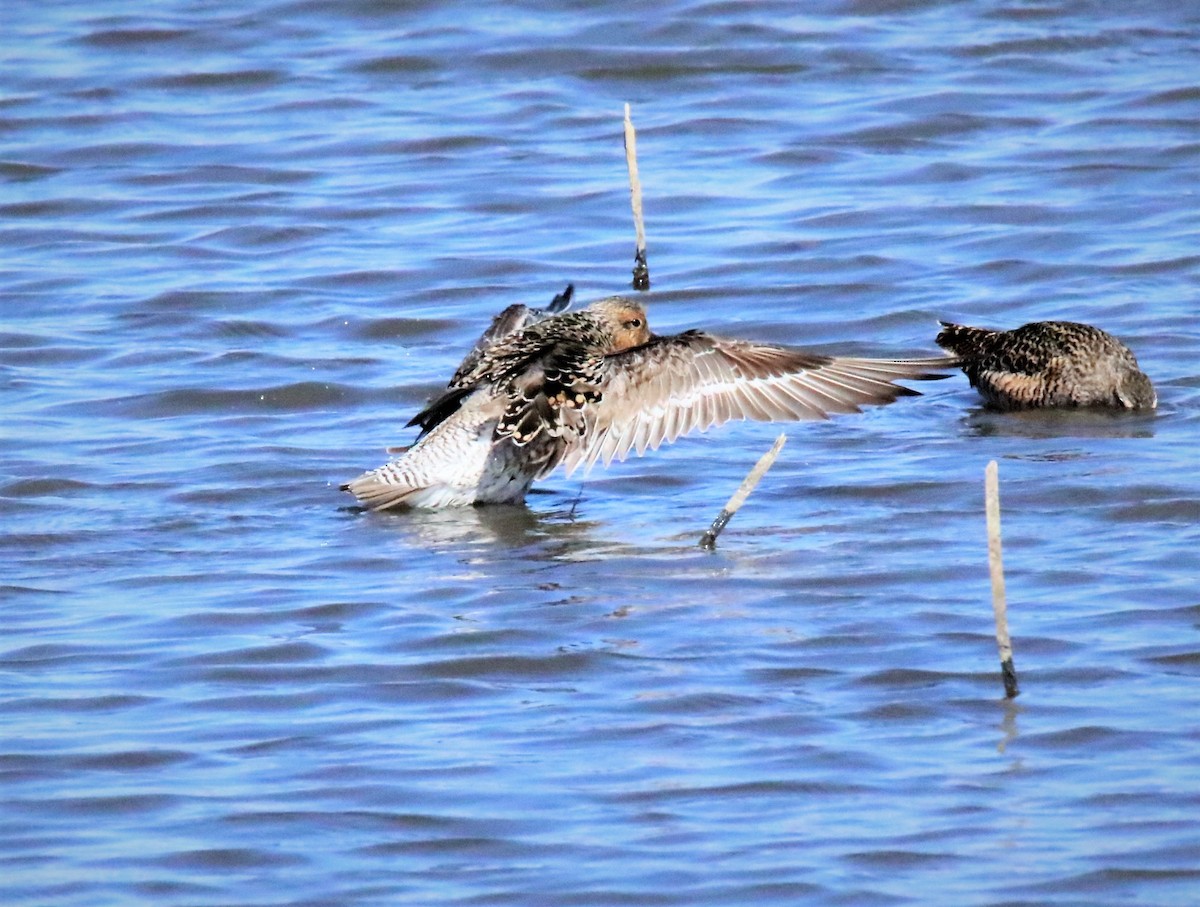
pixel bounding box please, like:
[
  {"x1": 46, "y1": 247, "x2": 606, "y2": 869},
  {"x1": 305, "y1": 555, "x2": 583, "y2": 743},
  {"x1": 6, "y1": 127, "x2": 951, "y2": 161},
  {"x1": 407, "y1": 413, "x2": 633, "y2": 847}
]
[
  {"x1": 996, "y1": 697, "x2": 1022, "y2": 757},
  {"x1": 355, "y1": 499, "x2": 616, "y2": 558},
  {"x1": 959, "y1": 406, "x2": 1160, "y2": 441}
]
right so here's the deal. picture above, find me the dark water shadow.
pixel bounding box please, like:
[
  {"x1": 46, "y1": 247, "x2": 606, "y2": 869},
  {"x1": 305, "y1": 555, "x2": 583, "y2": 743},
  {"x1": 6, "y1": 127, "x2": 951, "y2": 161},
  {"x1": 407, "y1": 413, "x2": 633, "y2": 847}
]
[
  {"x1": 959, "y1": 406, "x2": 1158, "y2": 440},
  {"x1": 338, "y1": 493, "x2": 641, "y2": 564}
]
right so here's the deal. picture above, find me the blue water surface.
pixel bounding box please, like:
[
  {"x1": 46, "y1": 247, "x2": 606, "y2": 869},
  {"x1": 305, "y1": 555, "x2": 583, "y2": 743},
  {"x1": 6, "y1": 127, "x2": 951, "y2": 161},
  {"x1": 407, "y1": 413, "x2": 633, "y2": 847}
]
[{"x1": 3, "y1": 1, "x2": 1200, "y2": 904}]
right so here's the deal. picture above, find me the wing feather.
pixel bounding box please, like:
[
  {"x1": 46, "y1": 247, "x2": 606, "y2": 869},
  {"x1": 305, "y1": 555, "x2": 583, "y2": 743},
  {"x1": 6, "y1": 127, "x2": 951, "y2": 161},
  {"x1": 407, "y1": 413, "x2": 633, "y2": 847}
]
[{"x1": 559, "y1": 332, "x2": 953, "y2": 477}]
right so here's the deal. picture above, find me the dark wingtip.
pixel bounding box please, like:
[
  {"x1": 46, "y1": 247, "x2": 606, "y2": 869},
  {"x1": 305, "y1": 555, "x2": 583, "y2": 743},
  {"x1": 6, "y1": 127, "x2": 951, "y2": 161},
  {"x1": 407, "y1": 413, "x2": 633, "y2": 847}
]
[
  {"x1": 548, "y1": 283, "x2": 574, "y2": 313},
  {"x1": 405, "y1": 384, "x2": 473, "y2": 438}
]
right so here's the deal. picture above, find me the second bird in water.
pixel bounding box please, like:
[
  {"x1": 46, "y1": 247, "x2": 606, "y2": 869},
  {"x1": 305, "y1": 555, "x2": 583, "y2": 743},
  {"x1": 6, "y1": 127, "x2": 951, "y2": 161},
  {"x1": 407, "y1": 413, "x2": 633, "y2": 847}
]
[{"x1": 936, "y1": 320, "x2": 1156, "y2": 412}]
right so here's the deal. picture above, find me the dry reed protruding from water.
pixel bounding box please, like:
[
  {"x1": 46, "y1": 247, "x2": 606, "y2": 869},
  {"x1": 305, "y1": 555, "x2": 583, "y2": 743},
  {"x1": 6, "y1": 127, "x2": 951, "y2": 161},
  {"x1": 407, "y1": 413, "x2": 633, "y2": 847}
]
[
  {"x1": 623, "y1": 103, "x2": 649, "y2": 291},
  {"x1": 699, "y1": 433, "x2": 787, "y2": 550},
  {"x1": 985, "y1": 459, "x2": 1019, "y2": 698}
]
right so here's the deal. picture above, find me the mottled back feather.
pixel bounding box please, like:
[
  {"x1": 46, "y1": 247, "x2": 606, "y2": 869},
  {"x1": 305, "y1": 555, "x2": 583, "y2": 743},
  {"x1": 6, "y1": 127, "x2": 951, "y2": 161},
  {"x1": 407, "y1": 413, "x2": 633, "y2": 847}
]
[{"x1": 936, "y1": 320, "x2": 1155, "y2": 410}]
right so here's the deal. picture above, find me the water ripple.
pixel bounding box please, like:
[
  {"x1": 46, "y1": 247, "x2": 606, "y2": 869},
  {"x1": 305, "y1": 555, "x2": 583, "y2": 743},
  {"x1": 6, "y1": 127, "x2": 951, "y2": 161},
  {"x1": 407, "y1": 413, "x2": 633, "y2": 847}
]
[{"x1": 2, "y1": 1, "x2": 1199, "y2": 905}]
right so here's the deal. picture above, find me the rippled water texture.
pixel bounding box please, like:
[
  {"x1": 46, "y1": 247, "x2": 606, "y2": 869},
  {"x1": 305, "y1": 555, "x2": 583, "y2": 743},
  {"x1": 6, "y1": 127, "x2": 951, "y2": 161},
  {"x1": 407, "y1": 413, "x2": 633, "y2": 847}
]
[{"x1": 3, "y1": 1, "x2": 1200, "y2": 904}]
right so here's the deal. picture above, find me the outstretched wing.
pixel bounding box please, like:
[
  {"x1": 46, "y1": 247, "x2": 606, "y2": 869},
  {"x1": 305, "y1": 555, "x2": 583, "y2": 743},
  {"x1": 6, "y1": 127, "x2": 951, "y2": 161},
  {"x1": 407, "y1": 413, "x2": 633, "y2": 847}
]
[{"x1": 560, "y1": 330, "x2": 954, "y2": 476}]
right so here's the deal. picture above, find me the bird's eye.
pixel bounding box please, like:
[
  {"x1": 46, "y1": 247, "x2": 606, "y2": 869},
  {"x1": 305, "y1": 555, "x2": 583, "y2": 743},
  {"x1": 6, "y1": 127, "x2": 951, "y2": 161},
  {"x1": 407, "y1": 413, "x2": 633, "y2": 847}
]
[{"x1": 624, "y1": 318, "x2": 643, "y2": 329}]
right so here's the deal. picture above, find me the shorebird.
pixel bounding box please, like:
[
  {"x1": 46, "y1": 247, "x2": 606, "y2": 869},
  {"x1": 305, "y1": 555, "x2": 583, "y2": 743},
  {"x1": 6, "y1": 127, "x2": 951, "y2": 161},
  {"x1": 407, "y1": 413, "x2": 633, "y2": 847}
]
[
  {"x1": 344, "y1": 291, "x2": 955, "y2": 509},
  {"x1": 936, "y1": 320, "x2": 1156, "y2": 411}
]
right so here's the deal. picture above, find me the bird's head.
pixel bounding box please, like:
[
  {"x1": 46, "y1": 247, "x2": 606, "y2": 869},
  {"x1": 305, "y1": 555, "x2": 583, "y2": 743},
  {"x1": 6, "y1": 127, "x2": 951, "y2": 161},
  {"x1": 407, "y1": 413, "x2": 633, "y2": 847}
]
[{"x1": 588, "y1": 296, "x2": 652, "y2": 353}]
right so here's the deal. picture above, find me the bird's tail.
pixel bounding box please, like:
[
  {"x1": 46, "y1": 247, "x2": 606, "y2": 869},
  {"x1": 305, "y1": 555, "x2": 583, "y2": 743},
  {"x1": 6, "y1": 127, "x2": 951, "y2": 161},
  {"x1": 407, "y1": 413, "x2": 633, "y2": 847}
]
[
  {"x1": 341, "y1": 466, "x2": 425, "y2": 511},
  {"x1": 934, "y1": 322, "x2": 992, "y2": 358}
]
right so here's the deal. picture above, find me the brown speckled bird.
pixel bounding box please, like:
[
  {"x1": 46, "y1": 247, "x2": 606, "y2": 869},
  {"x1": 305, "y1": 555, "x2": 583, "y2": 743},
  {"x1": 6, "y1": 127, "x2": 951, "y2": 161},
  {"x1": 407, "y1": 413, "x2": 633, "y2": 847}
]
[
  {"x1": 343, "y1": 294, "x2": 955, "y2": 509},
  {"x1": 936, "y1": 320, "x2": 1156, "y2": 412}
]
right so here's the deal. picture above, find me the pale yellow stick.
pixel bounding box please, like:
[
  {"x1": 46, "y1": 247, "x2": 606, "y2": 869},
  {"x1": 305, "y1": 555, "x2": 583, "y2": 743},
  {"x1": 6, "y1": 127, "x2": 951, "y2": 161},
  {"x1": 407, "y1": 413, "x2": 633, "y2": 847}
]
[
  {"x1": 699, "y1": 433, "x2": 787, "y2": 550},
  {"x1": 623, "y1": 103, "x2": 649, "y2": 290},
  {"x1": 985, "y1": 459, "x2": 1019, "y2": 698}
]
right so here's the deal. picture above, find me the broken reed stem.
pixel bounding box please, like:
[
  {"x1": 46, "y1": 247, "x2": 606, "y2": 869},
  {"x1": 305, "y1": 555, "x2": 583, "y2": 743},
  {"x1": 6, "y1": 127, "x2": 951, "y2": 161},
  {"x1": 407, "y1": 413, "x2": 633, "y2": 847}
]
[
  {"x1": 985, "y1": 460, "x2": 1019, "y2": 699},
  {"x1": 623, "y1": 103, "x2": 650, "y2": 291},
  {"x1": 699, "y1": 433, "x2": 787, "y2": 550}
]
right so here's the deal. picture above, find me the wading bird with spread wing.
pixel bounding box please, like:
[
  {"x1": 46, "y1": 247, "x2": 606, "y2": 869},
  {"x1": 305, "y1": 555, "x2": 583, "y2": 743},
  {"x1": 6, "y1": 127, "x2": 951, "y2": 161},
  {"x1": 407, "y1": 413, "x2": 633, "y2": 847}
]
[{"x1": 344, "y1": 289, "x2": 954, "y2": 509}]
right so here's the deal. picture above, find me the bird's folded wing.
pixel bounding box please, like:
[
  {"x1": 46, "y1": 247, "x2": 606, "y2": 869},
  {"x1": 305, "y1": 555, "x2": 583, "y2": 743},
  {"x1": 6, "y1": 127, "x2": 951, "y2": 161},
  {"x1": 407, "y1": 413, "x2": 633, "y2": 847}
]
[
  {"x1": 450, "y1": 284, "x2": 575, "y2": 386},
  {"x1": 561, "y1": 331, "x2": 955, "y2": 476},
  {"x1": 409, "y1": 286, "x2": 577, "y2": 437}
]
